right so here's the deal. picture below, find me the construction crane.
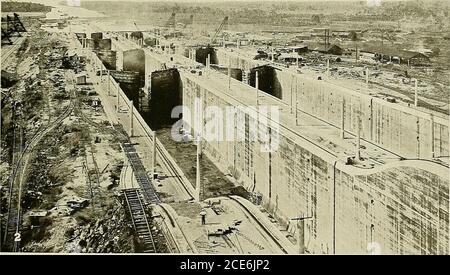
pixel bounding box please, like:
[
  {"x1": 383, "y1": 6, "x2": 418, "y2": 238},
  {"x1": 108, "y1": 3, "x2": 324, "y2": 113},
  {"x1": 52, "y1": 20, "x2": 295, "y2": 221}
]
[{"x1": 210, "y1": 16, "x2": 228, "y2": 45}]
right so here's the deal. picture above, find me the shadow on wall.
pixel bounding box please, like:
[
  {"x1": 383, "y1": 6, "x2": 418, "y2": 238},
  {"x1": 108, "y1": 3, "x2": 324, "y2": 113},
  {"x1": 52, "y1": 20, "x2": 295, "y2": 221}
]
[
  {"x1": 195, "y1": 46, "x2": 218, "y2": 65},
  {"x1": 148, "y1": 68, "x2": 182, "y2": 130},
  {"x1": 249, "y1": 65, "x2": 282, "y2": 99}
]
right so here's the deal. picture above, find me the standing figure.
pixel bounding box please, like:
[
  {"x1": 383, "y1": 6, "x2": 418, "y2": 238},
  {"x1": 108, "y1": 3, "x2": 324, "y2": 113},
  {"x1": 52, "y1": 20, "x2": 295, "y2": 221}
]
[{"x1": 200, "y1": 209, "x2": 207, "y2": 225}]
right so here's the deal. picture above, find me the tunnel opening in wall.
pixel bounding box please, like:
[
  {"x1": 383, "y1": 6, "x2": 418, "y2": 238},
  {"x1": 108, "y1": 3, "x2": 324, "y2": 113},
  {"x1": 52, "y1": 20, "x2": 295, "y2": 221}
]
[
  {"x1": 195, "y1": 46, "x2": 218, "y2": 65},
  {"x1": 249, "y1": 65, "x2": 282, "y2": 99},
  {"x1": 148, "y1": 68, "x2": 182, "y2": 130}
]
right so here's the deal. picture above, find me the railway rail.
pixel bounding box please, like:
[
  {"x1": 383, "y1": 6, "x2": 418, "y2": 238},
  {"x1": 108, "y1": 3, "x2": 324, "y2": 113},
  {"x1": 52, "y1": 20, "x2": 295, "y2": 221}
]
[
  {"x1": 88, "y1": 52, "x2": 195, "y2": 198},
  {"x1": 1, "y1": 37, "x2": 25, "y2": 68},
  {"x1": 122, "y1": 188, "x2": 157, "y2": 253},
  {"x1": 1, "y1": 101, "x2": 74, "y2": 252}
]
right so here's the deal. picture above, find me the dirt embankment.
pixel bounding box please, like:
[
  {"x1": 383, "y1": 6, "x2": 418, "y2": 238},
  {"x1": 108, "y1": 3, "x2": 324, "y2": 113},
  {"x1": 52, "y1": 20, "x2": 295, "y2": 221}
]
[{"x1": 1, "y1": 26, "x2": 136, "y2": 252}]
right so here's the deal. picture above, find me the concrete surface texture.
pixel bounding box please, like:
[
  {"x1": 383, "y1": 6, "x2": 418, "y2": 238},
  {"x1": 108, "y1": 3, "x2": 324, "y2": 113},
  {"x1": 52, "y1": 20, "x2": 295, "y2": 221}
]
[
  {"x1": 2, "y1": 1, "x2": 449, "y2": 256},
  {"x1": 179, "y1": 67, "x2": 449, "y2": 254}
]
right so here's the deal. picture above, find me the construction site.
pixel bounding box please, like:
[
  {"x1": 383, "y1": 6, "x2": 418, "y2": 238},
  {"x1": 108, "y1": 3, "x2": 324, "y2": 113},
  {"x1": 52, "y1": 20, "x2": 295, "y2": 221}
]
[{"x1": 1, "y1": 0, "x2": 449, "y2": 255}]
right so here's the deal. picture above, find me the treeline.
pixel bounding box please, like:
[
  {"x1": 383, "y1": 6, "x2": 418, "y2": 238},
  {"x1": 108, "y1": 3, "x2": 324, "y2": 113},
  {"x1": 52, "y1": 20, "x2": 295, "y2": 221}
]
[{"x1": 1, "y1": 1, "x2": 51, "y2": 13}]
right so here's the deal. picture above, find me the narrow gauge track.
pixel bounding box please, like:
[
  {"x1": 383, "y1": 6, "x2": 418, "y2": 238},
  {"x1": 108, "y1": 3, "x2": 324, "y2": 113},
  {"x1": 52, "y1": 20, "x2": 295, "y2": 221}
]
[
  {"x1": 2, "y1": 101, "x2": 74, "y2": 252},
  {"x1": 121, "y1": 143, "x2": 160, "y2": 204},
  {"x1": 74, "y1": 89, "x2": 164, "y2": 252},
  {"x1": 123, "y1": 188, "x2": 157, "y2": 253},
  {"x1": 228, "y1": 196, "x2": 291, "y2": 254},
  {"x1": 75, "y1": 106, "x2": 102, "y2": 207},
  {"x1": 1, "y1": 37, "x2": 25, "y2": 68},
  {"x1": 91, "y1": 58, "x2": 195, "y2": 199}
]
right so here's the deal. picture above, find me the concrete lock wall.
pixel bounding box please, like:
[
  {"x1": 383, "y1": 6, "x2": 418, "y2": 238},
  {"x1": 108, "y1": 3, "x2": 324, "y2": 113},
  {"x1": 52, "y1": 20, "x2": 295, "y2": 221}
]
[
  {"x1": 214, "y1": 49, "x2": 448, "y2": 159},
  {"x1": 215, "y1": 48, "x2": 267, "y2": 73},
  {"x1": 180, "y1": 73, "x2": 449, "y2": 254},
  {"x1": 274, "y1": 69, "x2": 449, "y2": 159},
  {"x1": 211, "y1": 65, "x2": 243, "y2": 81},
  {"x1": 144, "y1": 50, "x2": 167, "y2": 91}
]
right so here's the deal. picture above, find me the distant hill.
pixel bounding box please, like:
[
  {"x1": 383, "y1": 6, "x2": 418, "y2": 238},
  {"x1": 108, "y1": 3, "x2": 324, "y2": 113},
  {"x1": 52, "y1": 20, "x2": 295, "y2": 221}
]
[{"x1": 1, "y1": 1, "x2": 51, "y2": 13}]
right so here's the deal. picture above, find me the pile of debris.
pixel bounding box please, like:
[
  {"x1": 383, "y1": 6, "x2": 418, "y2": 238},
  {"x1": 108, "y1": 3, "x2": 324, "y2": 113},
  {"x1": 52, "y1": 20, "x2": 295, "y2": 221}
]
[
  {"x1": 68, "y1": 205, "x2": 134, "y2": 253},
  {"x1": 51, "y1": 195, "x2": 90, "y2": 216}
]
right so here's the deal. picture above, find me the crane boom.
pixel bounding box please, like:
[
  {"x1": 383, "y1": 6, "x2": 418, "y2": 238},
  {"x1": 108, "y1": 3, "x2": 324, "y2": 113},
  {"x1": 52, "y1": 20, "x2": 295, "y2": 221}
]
[{"x1": 210, "y1": 16, "x2": 228, "y2": 44}]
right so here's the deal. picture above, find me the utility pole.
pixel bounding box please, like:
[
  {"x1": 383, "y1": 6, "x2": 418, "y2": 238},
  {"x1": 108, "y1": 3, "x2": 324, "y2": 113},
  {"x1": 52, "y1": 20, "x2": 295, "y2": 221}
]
[
  {"x1": 129, "y1": 100, "x2": 134, "y2": 137},
  {"x1": 365, "y1": 67, "x2": 369, "y2": 85},
  {"x1": 107, "y1": 70, "x2": 111, "y2": 96},
  {"x1": 255, "y1": 71, "x2": 259, "y2": 107},
  {"x1": 430, "y1": 113, "x2": 435, "y2": 159},
  {"x1": 117, "y1": 83, "x2": 120, "y2": 112},
  {"x1": 295, "y1": 79, "x2": 299, "y2": 126},
  {"x1": 340, "y1": 98, "x2": 345, "y2": 139},
  {"x1": 290, "y1": 74, "x2": 294, "y2": 115},
  {"x1": 356, "y1": 114, "x2": 361, "y2": 160},
  {"x1": 291, "y1": 215, "x2": 313, "y2": 254},
  {"x1": 228, "y1": 58, "x2": 231, "y2": 91},
  {"x1": 152, "y1": 130, "x2": 157, "y2": 179},
  {"x1": 195, "y1": 134, "x2": 201, "y2": 202},
  {"x1": 414, "y1": 78, "x2": 418, "y2": 107},
  {"x1": 326, "y1": 59, "x2": 330, "y2": 77}
]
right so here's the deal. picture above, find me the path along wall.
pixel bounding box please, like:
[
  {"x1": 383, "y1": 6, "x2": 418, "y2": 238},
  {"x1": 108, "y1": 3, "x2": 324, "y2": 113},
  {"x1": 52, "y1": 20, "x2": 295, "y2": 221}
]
[
  {"x1": 180, "y1": 71, "x2": 449, "y2": 254},
  {"x1": 215, "y1": 49, "x2": 449, "y2": 160}
]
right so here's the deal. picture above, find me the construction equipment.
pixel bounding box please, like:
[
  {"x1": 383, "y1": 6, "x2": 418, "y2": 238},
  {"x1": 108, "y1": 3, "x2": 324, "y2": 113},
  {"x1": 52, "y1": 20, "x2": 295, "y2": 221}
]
[
  {"x1": 1, "y1": 28, "x2": 12, "y2": 44},
  {"x1": 210, "y1": 16, "x2": 228, "y2": 45},
  {"x1": 13, "y1": 13, "x2": 26, "y2": 32},
  {"x1": 1, "y1": 13, "x2": 26, "y2": 43}
]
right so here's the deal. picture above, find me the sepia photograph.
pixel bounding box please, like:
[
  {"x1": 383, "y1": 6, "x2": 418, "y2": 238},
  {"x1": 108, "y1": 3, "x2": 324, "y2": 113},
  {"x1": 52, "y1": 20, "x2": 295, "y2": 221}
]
[{"x1": 0, "y1": 0, "x2": 449, "y2": 259}]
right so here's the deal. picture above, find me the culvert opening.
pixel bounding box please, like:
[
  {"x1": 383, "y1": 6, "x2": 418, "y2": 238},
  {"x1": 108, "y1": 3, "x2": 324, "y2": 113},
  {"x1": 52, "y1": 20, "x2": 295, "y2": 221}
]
[
  {"x1": 195, "y1": 46, "x2": 218, "y2": 65},
  {"x1": 249, "y1": 65, "x2": 282, "y2": 99}
]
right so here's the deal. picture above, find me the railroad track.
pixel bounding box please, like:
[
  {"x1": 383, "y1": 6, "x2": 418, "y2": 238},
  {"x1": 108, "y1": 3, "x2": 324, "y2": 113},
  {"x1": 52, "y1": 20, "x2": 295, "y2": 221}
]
[
  {"x1": 90, "y1": 62, "x2": 194, "y2": 198},
  {"x1": 2, "y1": 101, "x2": 74, "y2": 252},
  {"x1": 1, "y1": 37, "x2": 25, "y2": 68},
  {"x1": 122, "y1": 142, "x2": 160, "y2": 204},
  {"x1": 123, "y1": 188, "x2": 157, "y2": 253}
]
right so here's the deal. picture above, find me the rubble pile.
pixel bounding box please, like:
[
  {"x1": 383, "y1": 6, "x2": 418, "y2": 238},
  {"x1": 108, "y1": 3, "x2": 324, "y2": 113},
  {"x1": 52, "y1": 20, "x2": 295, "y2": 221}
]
[{"x1": 67, "y1": 206, "x2": 134, "y2": 253}]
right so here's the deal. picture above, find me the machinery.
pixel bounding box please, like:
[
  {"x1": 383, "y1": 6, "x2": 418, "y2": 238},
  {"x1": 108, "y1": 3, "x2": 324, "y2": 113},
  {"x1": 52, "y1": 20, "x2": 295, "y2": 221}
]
[{"x1": 210, "y1": 16, "x2": 228, "y2": 45}]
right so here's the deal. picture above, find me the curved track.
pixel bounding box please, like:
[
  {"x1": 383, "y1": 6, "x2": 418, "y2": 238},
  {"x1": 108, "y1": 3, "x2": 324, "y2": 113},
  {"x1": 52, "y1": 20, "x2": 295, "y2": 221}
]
[
  {"x1": 1, "y1": 37, "x2": 25, "y2": 68},
  {"x1": 2, "y1": 101, "x2": 74, "y2": 252}
]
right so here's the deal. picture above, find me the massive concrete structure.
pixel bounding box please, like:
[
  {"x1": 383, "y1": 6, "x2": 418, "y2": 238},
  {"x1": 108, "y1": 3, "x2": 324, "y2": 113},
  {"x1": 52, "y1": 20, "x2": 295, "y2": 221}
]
[
  {"x1": 215, "y1": 48, "x2": 449, "y2": 160},
  {"x1": 180, "y1": 69, "x2": 449, "y2": 254},
  {"x1": 92, "y1": 32, "x2": 450, "y2": 254}
]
